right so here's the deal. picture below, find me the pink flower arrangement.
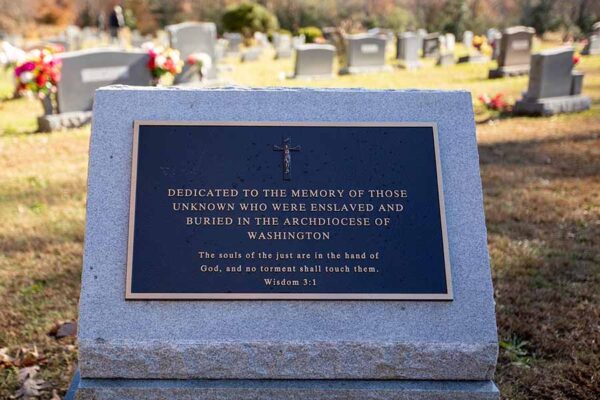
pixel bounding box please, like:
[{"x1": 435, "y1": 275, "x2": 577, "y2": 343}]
[
  {"x1": 14, "y1": 48, "x2": 62, "y2": 98},
  {"x1": 146, "y1": 45, "x2": 183, "y2": 79}
]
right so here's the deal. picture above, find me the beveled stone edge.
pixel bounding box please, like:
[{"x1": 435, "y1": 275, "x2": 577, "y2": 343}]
[
  {"x1": 67, "y1": 374, "x2": 499, "y2": 400},
  {"x1": 79, "y1": 339, "x2": 498, "y2": 381}
]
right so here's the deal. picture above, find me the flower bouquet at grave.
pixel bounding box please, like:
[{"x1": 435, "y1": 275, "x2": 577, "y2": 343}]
[
  {"x1": 475, "y1": 93, "x2": 514, "y2": 123},
  {"x1": 187, "y1": 52, "x2": 212, "y2": 80},
  {"x1": 14, "y1": 48, "x2": 62, "y2": 115},
  {"x1": 472, "y1": 35, "x2": 492, "y2": 56},
  {"x1": 145, "y1": 44, "x2": 183, "y2": 85}
]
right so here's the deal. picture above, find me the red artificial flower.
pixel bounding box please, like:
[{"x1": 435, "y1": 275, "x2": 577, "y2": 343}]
[{"x1": 573, "y1": 54, "x2": 581, "y2": 66}]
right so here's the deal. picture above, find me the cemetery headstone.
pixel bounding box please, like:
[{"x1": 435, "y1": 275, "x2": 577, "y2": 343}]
[
  {"x1": 224, "y1": 32, "x2": 243, "y2": 55},
  {"x1": 488, "y1": 26, "x2": 535, "y2": 78},
  {"x1": 445, "y1": 33, "x2": 456, "y2": 52},
  {"x1": 240, "y1": 47, "x2": 262, "y2": 62},
  {"x1": 291, "y1": 44, "x2": 335, "y2": 79},
  {"x1": 582, "y1": 33, "x2": 600, "y2": 56},
  {"x1": 436, "y1": 34, "x2": 455, "y2": 66},
  {"x1": 457, "y1": 31, "x2": 488, "y2": 64},
  {"x1": 66, "y1": 86, "x2": 499, "y2": 400},
  {"x1": 396, "y1": 32, "x2": 421, "y2": 69},
  {"x1": 292, "y1": 35, "x2": 306, "y2": 48},
  {"x1": 167, "y1": 22, "x2": 218, "y2": 83},
  {"x1": 417, "y1": 29, "x2": 427, "y2": 54},
  {"x1": 273, "y1": 33, "x2": 292, "y2": 59},
  {"x1": 514, "y1": 47, "x2": 591, "y2": 115},
  {"x1": 486, "y1": 28, "x2": 502, "y2": 60},
  {"x1": 254, "y1": 31, "x2": 270, "y2": 47},
  {"x1": 422, "y1": 33, "x2": 441, "y2": 58},
  {"x1": 462, "y1": 30, "x2": 473, "y2": 48},
  {"x1": 38, "y1": 49, "x2": 152, "y2": 132},
  {"x1": 340, "y1": 34, "x2": 390, "y2": 74}
]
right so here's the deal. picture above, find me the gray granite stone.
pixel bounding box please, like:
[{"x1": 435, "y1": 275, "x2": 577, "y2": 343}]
[
  {"x1": 488, "y1": 26, "x2": 535, "y2": 79},
  {"x1": 513, "y1": 95, "x2": 591, "y2": 116},
  {"x1": 57, "y1": 49, "x2": 151, "y2": 113},
  {"x1": 37, "y1": 111, "x2": 92, "y2": 132},
  {"x1": 292, "y1": 44, "x2": 335, "y2": 79},
  {"x1": 66, "y1": 373, "x2": 499, "y2": 400},
  {"x1": 340, "y1": 34, "x2": 390, "y2": 74},
  {"x1": 166, "y1": 22, "x2": 218, "y2": 81},
  {"x1": 78, "y1": 87, "x2": 497, "y2": 383}
]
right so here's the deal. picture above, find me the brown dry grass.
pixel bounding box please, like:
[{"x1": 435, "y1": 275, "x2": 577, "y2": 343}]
[{"x1": 0, "y1": 48, "x2": 599, "y2": 399}]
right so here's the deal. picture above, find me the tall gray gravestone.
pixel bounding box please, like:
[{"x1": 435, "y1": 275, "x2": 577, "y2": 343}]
[
  {"x1": 292, "y1": 44, "x2": 335, "y2": 79},
  {"x1": 488, "y1": 26, "x2": 535, "y2": 78},
  {"x1": 166, "y1": 22, "x2": 218, "y2": 83},
  {"x1": 514, "y1": 47, "x2": 591, "y2": 115},
  {"x1": 65, "y1": 87, "x2": 499, "y2": 400},
  {"x1": 462, "y1": 30, "x2": 473, "y2": 48},
  {"x1": 273, "y1": 33, "x2": 292, "y2": 59},
  {"x1": 38, "y1": 49, "x2": 151, "y2": 132},
  {"x1": 396, "y1": 32, "x2": 421, "y2": 69},
  {"x1": 340, "y1": 34, "x2": 390, "y2": 74},
  {"x1": 417, "y1": 29, "x2": 427, "y2": 54}
]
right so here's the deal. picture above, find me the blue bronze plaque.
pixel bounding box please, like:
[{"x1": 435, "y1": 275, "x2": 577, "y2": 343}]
[{"x1": 126, "y1": 122, "x2": 452, "y2": 300}]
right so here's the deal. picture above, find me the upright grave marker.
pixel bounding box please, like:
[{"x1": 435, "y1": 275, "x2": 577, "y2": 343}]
[
  {"x1": 166, "y1": 22, "x2": 218, "y2": 83},
  {"x1": 340, "y1": 34, "x2": 390, "y2": 74},
  {"x1": 291, "y1": 44, "x2": 335, "y2": 79},
  {"x1": 67, "y1": 87, "x2": 499, "y2": 399},
  {"x1": 38, "y1": 49, "x2": 151, "y2": 132},
  {"x1": 422, "y1": 33, "x2": 441, "y2": 58},
  {"x1": 514, "y1": 47, "x2": 591, "y2": 115},
  {"x1": 488, "y1": 26, "x2": 535, "y2": 78},
  {"x1": 396, "y1": 32, "x2": 421, "y2": 69}
]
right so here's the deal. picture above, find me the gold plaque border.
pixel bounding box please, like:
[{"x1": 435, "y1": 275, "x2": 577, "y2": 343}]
[{"x1": 126, "y1": 121, "x2": 453, "y2": 301}]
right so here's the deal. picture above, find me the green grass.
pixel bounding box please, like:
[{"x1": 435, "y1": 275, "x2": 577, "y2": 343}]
[{"x1": 0, "y1": 44, "x2": 599, "y2": 399}]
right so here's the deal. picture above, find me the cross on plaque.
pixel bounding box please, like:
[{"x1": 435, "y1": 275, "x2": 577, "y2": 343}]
[{"x1": 273, "y1": 137, "x2": 301, "y2": 181}]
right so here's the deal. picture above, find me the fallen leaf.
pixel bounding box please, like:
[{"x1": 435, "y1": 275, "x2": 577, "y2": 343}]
[
  {"x1": 0, "y1": 347, "x2": 15, "y2": 368},
  {"x1": 12, "y1": 366, "x2": 47, "y2": 399},
  {"x1": 50, "y1": 389, "x2": 61, "y2": 400}
]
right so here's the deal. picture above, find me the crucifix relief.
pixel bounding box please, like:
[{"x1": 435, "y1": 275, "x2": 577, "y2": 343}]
[{"x1": 273, "y1": 137, "x2": 301, "y2": 181}]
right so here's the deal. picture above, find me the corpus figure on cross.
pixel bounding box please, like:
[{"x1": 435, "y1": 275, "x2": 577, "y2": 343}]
[{"x1": 273, "y1": 137, "x2": 301, "y2": 181}]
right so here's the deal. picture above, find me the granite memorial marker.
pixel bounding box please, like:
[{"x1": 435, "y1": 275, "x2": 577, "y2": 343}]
[
  {"x1": 423, "y1": 33, "x2": 441, "y2": 58},
  {"x1": 66, "y1": 87, "x2": 499, "y2": 399},
  {"x1": 396, "y1": 32, "x2": 421, "y2": 69},
  {"x1": 340, "y1": 34, "x2": 390, "y2": 74},
  {"x1": 38, "y1": 49, "x2": 151, "y2": 132},
  {"x1": 488, "y1": 26, "x2": 535, "y2": 78},
  {"x1": 273, "y1": 33, "x2": 293, "y2": 59},
  {"x1": 166, "y1": 21, "x2": 218, "y2": 83},
  {"x1": 291, "y1": 44, "x2": 336, "y2": 79},
  {"x1": 514, "y1": 47, "x2": 591, "y2": 115}
]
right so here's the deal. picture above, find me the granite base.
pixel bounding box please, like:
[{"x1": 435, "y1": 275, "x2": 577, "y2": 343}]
[
  {"x1": 398, "y1": 60, "x2": 421, "y2": 70},
  {"x1": 37, "y1": 111, "x2": 93, "y2": 132},
  {"x1": 457, "y1": 54, "x2": 489, "y2": 64},
  {"x1": 66, "y1": 372, "x2": 499, "y2": 400},
  {"x1": 437, "y1": 54, "x2": 455, "y2": 66},
  {"x1": 513, "y1": 95, "x2": 591, "y2": 116},
  {"x1": 488, "y1": 65, "x2": 530, "y2": 79},
  {"x1": 339, "y1": 65, "x2": 393, "y2": 75}
]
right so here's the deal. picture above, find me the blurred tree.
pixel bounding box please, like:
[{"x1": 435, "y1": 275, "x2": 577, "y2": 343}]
[
  {"x1": 222, "y1": 2, "x2": 279, "y2": 37},
  {"x1": 123, "y1": 0, "x2": 158, "y2": 34},
  {"x1": 521, "y1": 0, "x2": 560, "y2": 36},
  {"x1": 36, "y1": 0, "x2": 76, "y2": 26},
  {"x1": 440, "y1": 0, "x2": 469, "y2": 36}
]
